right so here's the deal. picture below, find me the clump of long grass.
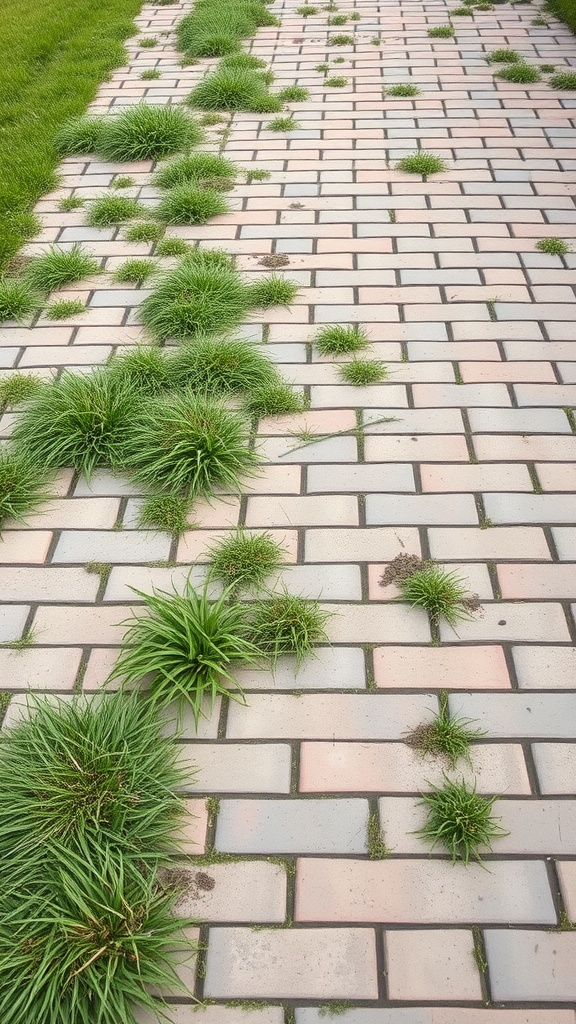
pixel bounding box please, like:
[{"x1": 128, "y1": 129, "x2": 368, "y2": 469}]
[
  {"x1": 111, "y1": 581, "x2": 260, "y2": 722},
  {"x1": 0, "y1": 278, "x2": 39, "y2": 323},
  {"x1": 0, "y1": 373, "x2": 44, "y2": 409},
  {"x1": 188, "y1": 66, "x2": 282, "y2": 113},
  {"x1": 12, "y1": 371, "x2": 135, "y2": 480},
  {"x1": 86, "y1": 195, "x2": 144, "y2": 228},
  {"x1": 44, "y1": 299, "x2": 86, "y2": 320},
  {"x1": 209, "y1": 529, "x2": 285, "y2": 591},
  {"x1": 54, "y1": 115, "x2": 104, "y2": 155},
  {"x1": 416, "y1": 777, "x2": 507, "y2": 864},
  {"x1": 98, "y1": 104, "x2": 204, "y2": 161},
  {"x1": 407, "y1": 691, "x2": 483, "y2": 769},
  {"x1": 168, "y1": 336, "x2": 278, "y2": 395},
  {"x1": 25, "y1": 245, "x2": 101, "y2": 292},
  {"x1": 153, "y1": 152, "x2": 238, "y2": 190},
  {"x1": 113, "y1": 258, "x2": 157, "y2": 285},
  {"x1": 138, "y1": 493, "x2": 192, "y2": 534},
  {"x1": 156, "y1": 183, "x2": 230, "y2": 225},
  {"x1": 0, "y1": 448, "x2": 50, "y2": 529},
  {"x1": 178, "y1": 0, "x2": 279, "y2": 60},
  {"x1": 250, "y1": 274, "x2": 298, "y2": 307},
  {"x1": 313, "y1": 324, "x2": 369, "y2": 355},
  {"x1": 249, "y1": 591, "x2": 330, "y2": 665},
  {"x1": 119, "y1": 391, "x2": 259, "y2": 497},
  {"x1": 106, "y1": 346, "x2": 172, "y2": 396},
  {"x1": 244, "y1": 381, "x2": 307, "y2": 417}
]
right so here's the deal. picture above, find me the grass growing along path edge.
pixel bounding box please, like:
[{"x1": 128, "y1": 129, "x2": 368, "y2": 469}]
[{"x1": 0, "y1": 0, "x2": 143, "y2": 270}]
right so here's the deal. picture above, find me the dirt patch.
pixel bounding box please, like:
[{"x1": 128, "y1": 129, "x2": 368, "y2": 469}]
[
  {"x1": 258, "y1": 254, "x2": 290, "y2": 268},
  {"x1": 379, "y1": 552, "x2": 429, "y2": 588}
]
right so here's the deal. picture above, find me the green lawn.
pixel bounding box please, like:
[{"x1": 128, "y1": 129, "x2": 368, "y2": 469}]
[
  {"x1": 0, "y1": 0, "x2": 144, "y2": 270},
  {"x1": 546, "y1": 0, "x2": 576, "y2": 33}
]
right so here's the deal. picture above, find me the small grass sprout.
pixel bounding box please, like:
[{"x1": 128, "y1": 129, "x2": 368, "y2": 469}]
[
  {"x1": 531, "y1": 15, "x2": 548, "y2": 24},
  {"x1": 385, "y1": 83, "x2": 420, "y2": 96},
  {"x1": 398, "y1": 563, "x2": 473, "y2": 627},
  {"x1": 338, "y1": 359, "x2": 388, "y2": 385},
  {"x1": 325, "y1": 76, "x2": 348, "y2": 87},
  {"x1": 0, "y1": 448, "x2": 50, "y2": 529},
  {"x1": 550, "y1": 71, "x2": 576, "y2": 89},
  {"x1": 25, "y1": 244, "x2": 100, "y2": 292},
  {"x1": 540, "y1": 63, "x2": 556, "y2": 73},
  {"x1": 250, "y1": 274, "x2": 298, "y2": 307},
  {"x1": 314, "y1": 324, "x2": 369, "y2": 355},
  {"x1": 209, "y1": 529, "x2": 285, "y2": 591},
  {"x1": 139, "y1": 36, "x2": 158, "y2": 47},
  {"x1": 106, "y1": 346, "x2": 172, "y2": 397},
  {"x1": 333, "y1": 55, "x2": 346, "y2": 61},
  {"x1": 278, "y1": 85, "x2": 309, "y2": 102},
  {"x1": 13, "y1": 370, "x2": 135, "y2": 479},
  {"x1": 249, "y1": 591, "x2": 330, "y2": 665},
  {"x1": 328, "y1": 33, "x2": 355, "y2": 44},
  {"x1": 407, "y1": 691, "x2": 483, "y2": 769},
  {"x1": 427, "y1": 24, "x2": 455, "y2": 36},
  {"x1": 156, "y1": 183, "x2": 230, "y2": 225},
  {"x1": 58, "y1": 196, "x2": 84, "y2": 212},
  {"x1": 496, "y1": 63, "x2": 542, "y2": 83},
  {"x1": 140, "y1": 251, "x2": 250, "y2": 341},
  {"x1": 169, "y1": 336, "x2": 277, "y2": 395},
  {"x1": 244, "y1": 381, "x2": 307, "y2": 417},
  {"x1": 535, "y1": 236, "x2": 570, "y2": 255},
  {"x1": 267, "y1": 116, "x2": 299, "y2": 132},
  {"x1": 140, "y1": 68, "x2": 162, "y2": 80},
  {"x1": 112, "y1": 175, "x2": 137, "y2": 189},
  {"x1": 416, "y1": 776, "x2": 507, "y2": 864},
  {"x1": 153, "y1": 153, "x2": 238, "y2": 190},
  {"x1": 315, "y1": 62, "x2": 331, "y2": 73},
  {"x1": 124, "y1": 221, "x2": 164, "y2": 244},
  {"x1": 44, "y1": 299, "x2": 86, "y2": 320},
  {"x1": 0, "y1": 373, "x2": 44, "y2": 409},
  {"x1": 486, "y1": 48, "x2": 521, "y2": 62},
  {"x1": 367, "y1": 811, "x2": 391, "y2": 859},
  {"x1": 297, "y1": 4, "x2": 319, "y2": 13},
  {"x1": 86, "y1": 195, "x2": 144, "y2": 228},
  {"x1": 0, "y1": 692, "x2": 186, "y2": 868},
  {"x1": 396, "y1": 151, "x2": 447, "y2": 175},
  {"x1": 138, "y1": 494, "x2": 192, "y2": 534},
  {"x1": 98, "y1": 105, "x2": 204, "y2": 161},
  {"x1": 155, "y1": 237, "x2": 193, "y2": 257},
  {"x1": 119, "y1": 391, "x2": 259, "y2": 497},
  {"x1": 350, "y1": 11, "x2": 361, "y2": 19},
  {"x1": 328, "y1": 12, "x2": 348, "y2": 23},
  {"x1": 247, "y1": 168, "x2": 272, "y2": 182},
  {"x1": 111, "y1": 581, "x2": 259, "y2": 722},
  {"x1": 0, "y1": 278, "x2": 38, "y2": 323},
  {"x1": 54, "y1": 115, "x2": 104, "y2": 155},
  {"x1": 114, "y1": 258, "x2": 157, "y2": 285}
]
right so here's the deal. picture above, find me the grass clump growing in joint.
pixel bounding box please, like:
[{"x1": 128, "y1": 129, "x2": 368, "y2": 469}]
[
  {"x1": 0, "y1": 373, "x2": 44, "y2": 409},
  {"x1": 155, "y1": 237, "x2": 192, "y2": 257},
  {"x1": 114, "y1": 258, "x2": 157, "y2": 285},
  {"x1": 385, "y1": 83, "x2": 420, "y2": 97},
  {"x1": 156, "y1": 183, "x2": 230, "y2": 225},
  {"x1": 44, "y1": 298, "x2": 86, "y2": 320},
  {"x1": 0, "y1": 448, "x2": 50, "y2": 529},
  {"x1": 54, "y1": 115, "x2": 104, "y2": 156},
  {"x1": 398, "y1": 563, "x2": 474, "y2": 627},
  {"x1": 427, "y1": 24, "x2": 455, "y2": 36},
  {"x1": 486, "y1": 48, "x2": 521, "y2": 62},
  {"x1": 188, "y1": 66, "x2": 282, "y2": 113},
  {"x1": 535, "y1": 236, "x2": 570, "y2": 255},
  {"x1": 140, "y1": 68, "x2": 162, "y2": 80},
  {"x1": 396, "y1": 151, "x2": 447, "y2": 175},
  {"x1": 550, "y1": 71, "x2": 576, "y2": 89},
  {"x1": 329, "y1": 33, "x2": 354, "y2": 44},
  {"x1": 209, "y1": 529, "x2": 285, "y2": 591},
  {"x1": 138, "y1": 494, "x2": 192, "y2": 534},
  {"x1": 338, "y1": 359, "x2": 388, "y2": 385},
  {"x1": 0, "y1": 278, "x2": 39, "y2": 323},
  {"x1": 111, "y1": 581, "x2": 260, "y2": 722},
  {"x1": 244, "y1": 381, "x2": 307, "y2": 417},
  {"x1": 86, "y1": 195, "x2": 143, "y2": 228},
  {"x1": 407, "y1": 691, "x2": 483, "y2": 769},
  {"x1": 249, "y1": 591, "x2": 330, "y2": 666},
  {"x1": 125, "y1": 221, "x2": 164, "y2": 244},
  {"x1": 58, "y1": 196, "x2": 84, "y2": 212},
  {"x1": 169, "y1": 336, "x2": 278, "y2": 396},
  {"x1": 416, "y1": 776, "x2": 507, "y2": 864},
  {"x1": 325, "y1": 76, "x2": 348, "y2": 87},
  {"x1": 313, "y1": 324, "x2": 369, "y2": 356},
  {"x1": 153, "y1": 153, "x2": 238, "y2": 190},
  {"x1": 25, "y1": 244, "x2": 100, "y2": 291},
  {"x1": 250, "y1": 275, "x2": 298, "y2": 308},
  {"x1": 98, "y1": 104, "x2": 203, "y2": 161},
  {"x1": 278, "y1": 85, "x2": 309, "y2": 101},
  {"x1": 106, "y1": 346, "x2": 172, "y2": 396},
  {"x1": 496, "y1": 64, "x2": 542, "y2": 83},
  {"x1": 267, "y1": 116, "x2": 299, "y2": 132}
]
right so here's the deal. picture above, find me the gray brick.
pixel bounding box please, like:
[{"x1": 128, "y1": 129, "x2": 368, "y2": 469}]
[
  {"x1": 0, "y1": 605, "x2": 30, "y2": 643},
  {"x1": 532, "y1": 745, "x2": 576, "y2": 795},
  {"x1": 217, "y1": 798, "x2": 368, "y2": 854},
  {"x1": 89, "y1": 289, "x2": 151, "y2": 307},
  {"x1": 513, "y1": 646, "x2": 576, "y2": 690},
  {"x1": 104, "y1": 565, "x2": 207, "y2": 602},
  {"x1": 485, "y1": 493, "x2": 576, "y2": 525},
  {"x1": 59, "y1": 227, "x2": 114, "y2": 241},
  {"x1": 178, "y1": 743, "x2": 291, "y2": 793},
  {"x1": 515, "y1": 384, "x2": 576, "y2": 406},
  {"x1": 366, "y1": 494, "x2": 478, "y2": 526},
  {"x1": 0, "y1": 567, "x2": 99, "y2": 602},
  {"x1": 400, "y1": 269, "x2": 481, "y2": 285},
  {"x1": 448, "y1": 693, "x2": 576, "y2": 739},
  {"x1": 53, "y1": 530, "x2": 170, "y2": 564},
  {"x1": 468, "y1": 407, "x2": 571, "y2": 434},
  {"x1": 74, "y1": 471, "x2": 142, "y2": 497},
  {"x1": 362, "y1": 408, "x2": 464, "y2": 434},
  {"x1": 553, "y1": 529, "x2": 576, "y2": 560},
  {"x1": 284, "y1": 184, "x2": 320, "y2": 197},
  {"x1": 172, "y1": 861, "x2": 287, "y2": 922},
  {"x1": 276, "y1": 563, "x2": 362, "y2": 600},
  {"x1": 307, "y1": 462, "x2": 415, "y2": 493},
  {"x1": 485, "y1": 930, "x2": 576, "y2": 1001},
  {"x1": 310, "y1": 385, "x2": 408, "y2": 409},
  {"x1": 305, "y1": 527, "x2": 420, "y2": 562},
  {"x1": 276, "y1": 239, "x2": 314, "y2": 253},
  {"x1": 413, "y1": 383, "x2": 511, "y2": 407},
  {"x1": 259, "y1": 436, "x2": 357, "y2": 464},
  {"x1": 296, "y1": 1012, "x2": 431, "y2": 1024},
  {"x1": 235, "y1": 646, "x2": 365, "y2": 691},
  {"x1": 440, "y1": 602, "x2": 569, "y2": 644}
]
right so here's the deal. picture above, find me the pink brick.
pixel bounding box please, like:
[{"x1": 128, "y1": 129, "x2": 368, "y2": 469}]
[
  {"x1": 373, "y1": 644, "x2": 511, "y2": 690},
  {"x1": 21, "y1": 497, "x2": 120, "y2": 530},
  {"x1": 0, "y1": 531, "x2": 53, "y2": 563},
  {"x1": 429, "y1": 527, "x2": 551, "y2": 561},
  {"x1": 32, "y1": 605, "x2": 130, "y2": 645},
  {"x1": 386, "y1": 929, "x2": 482, "y2": 1001},
  {"x1": 420, "y1": 462, "x2": 532, "y2": 492},
  {"x1": 0, "y1": 648, "x2": 82, "y2": 691},
  {"x1": 536, "y1": 463, "x2": 576, "y2": 492},
  {"x1": 459, "y1": 361, "x2": 557, "y2": 383},
  {"x1": 498, "y1": 564, "x2": 576, "y2": 599},
  {"x1": 365, "y1": 434, "x2": 469, "y2": 462},
  {"x1": 245, "y1": 495, "x2": 358, "y2": 528}
]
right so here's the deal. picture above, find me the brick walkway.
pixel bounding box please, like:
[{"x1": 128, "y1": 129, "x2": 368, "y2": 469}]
[{"x1": 2, "y1": 0, "x2": 576, "y2": 1019}]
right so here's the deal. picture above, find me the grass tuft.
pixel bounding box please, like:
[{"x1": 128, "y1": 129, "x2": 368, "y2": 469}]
[
  {"x1": 247, "y1": 168, "x2": 272, "y2": 183},
  {"x1": 0, "y1": 278, "x2": 38, "y2": 323},
  {"x1": 325, "y1": 76, "x2": 348, "y2": 87},
  {"x1": 188, "y1": 66, "x2": 282, "y2": 113},
  {"x1": 140, "y1": 250, "x2": 250, "y2": 341},
  {"x1": 156, "y1": 183, "x2": 230, "y2": 225},
  {"x1": 328, "y1": 33, "x2": 354, "y2": 44},
  {"x1": 25, "y1": 244, "x2": 100, "y2": 292},
  {"x1": 0, "y1": 373, "x2": 44, "y2": 409},
  {"x1": 138, "y1": 36, "x2": 158, "y2": 46},
  {"x1": 111, "y1": 581, "x2": 259, "y2": 722},
  {"x1": 219, "y1": 53, "x2": 267, "y2": 71},
  {"x1": 486, "y1": 48, "x2": 522, "y2": 61},
  {"x1": 550, "y1": 71, "x2": 576, "y2": 89},
  {"x1": 416, "y1": 776, "x2": 507, "y2": 864},
  {"x1": 140, "y1": 68, "x2": 162, "y2": 79},
  {"x1": 0, "y1": 448, "x2": 50, "y2": 529},
  {"x1": 338, "y1": 359, "x2": 388, "y2": 385},
  {"x1": 535, "y1": 236, "x2": 570, "y2": 255},
  {"x1": 328, "y1": 12, "x2": 348, "y2": 22},
  {"x1": 385, "y1": 83, "x2": 420, "y2": 96},
  {"x1": 406, "y1": 691, "x2": 483, "y2": 769},
  {"x1": 366, "y1": 811, "x2": 391, "y2": 859},
  {"x1": 267, "y1": 116, "x2": 299, "y2": 132},
  {"x1": 249, "y1": 591, "x2": 330, "y2": 665},
  {"x1": 58, "y1": 196, "x2": 84, "y2": 212},
  {"x1": 119, "y1": 391, "x2": 259, "y2": 497},
  {"x1": 313, "y1": 324, "x2": 369, "y2": 355},
  {"x1": 278, "y1": 85, "x2": 309, "y2": 101},
  {"x1": 209, "y1": 529, "x2": 285, "y2": 591},
  {"x1": 427, "y1": 24, "x2": 455, "y2": 36},
  {"x1": 398, "y1": 563, "x2": 474, "y2": 626},
  {"x1": 496, "y1": 63, "x2": 542, "y2": 83},
  {"x1": 452, "y1": 6, "x2": 474, "y2": 13},
  {"x1": 169, "y1": 336, "x2": 277, "y2": 395},
  {"x1": 395, "y1": 151, "x2": 447, "y2": 174},
  {"x1": 13, "y1": 370, "x2": 135, "y2": 480},
  {"x1": 138, "y1": 493, "x2": 192, "y2": 534},
  {"x1": 86, "y1": 195, "x2": 143, "y2": 228},
  {"x1": 250, "y1": 274, "x2": 298, "y2": 308},
  {"x1": 106, "y1": 346, "x2": 172, "y2": 396},
  {"x1": 98, "y1": 104, "x2": 204, "y2": 161},
  {"x1": 54, "y1": 115, "x2": 104, "y2": 155},
  {"x1": 44, "y1": 298, "x2": 86, "y2": 320},
  {"x1": 153, "y1": 153, "x2": 237, "y2": 190},
  {"x1": 124, "y1": 221, "x2": 164, "y2": 244},
  {"x1": 114, "y1": 258, "x2": 157, "y2": 285},
  {"x1": 155, "y1": 237, "x2": 193, "y2": 257},
  {"x1": 297, "y1": 4, "x2": 319, "y2": 12},
  {"x1": 244, "y1": 381, "x2": 307, "y2": 417},
  {"x1": 540, "y1": 63, "x2": 556, "y2": 73},
  {"x1": 112, "y1": 175, "x2": 137, "y2": 189}
]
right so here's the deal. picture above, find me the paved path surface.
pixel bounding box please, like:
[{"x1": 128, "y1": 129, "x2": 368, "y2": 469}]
[{"x1": 2, "y1": 0, "x2": 576, "y2": 1019}]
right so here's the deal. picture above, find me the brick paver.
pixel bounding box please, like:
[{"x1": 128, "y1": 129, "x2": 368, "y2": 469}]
[{"x1": 2, "y1": 0, "x2": 576, "y2": 1016}]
